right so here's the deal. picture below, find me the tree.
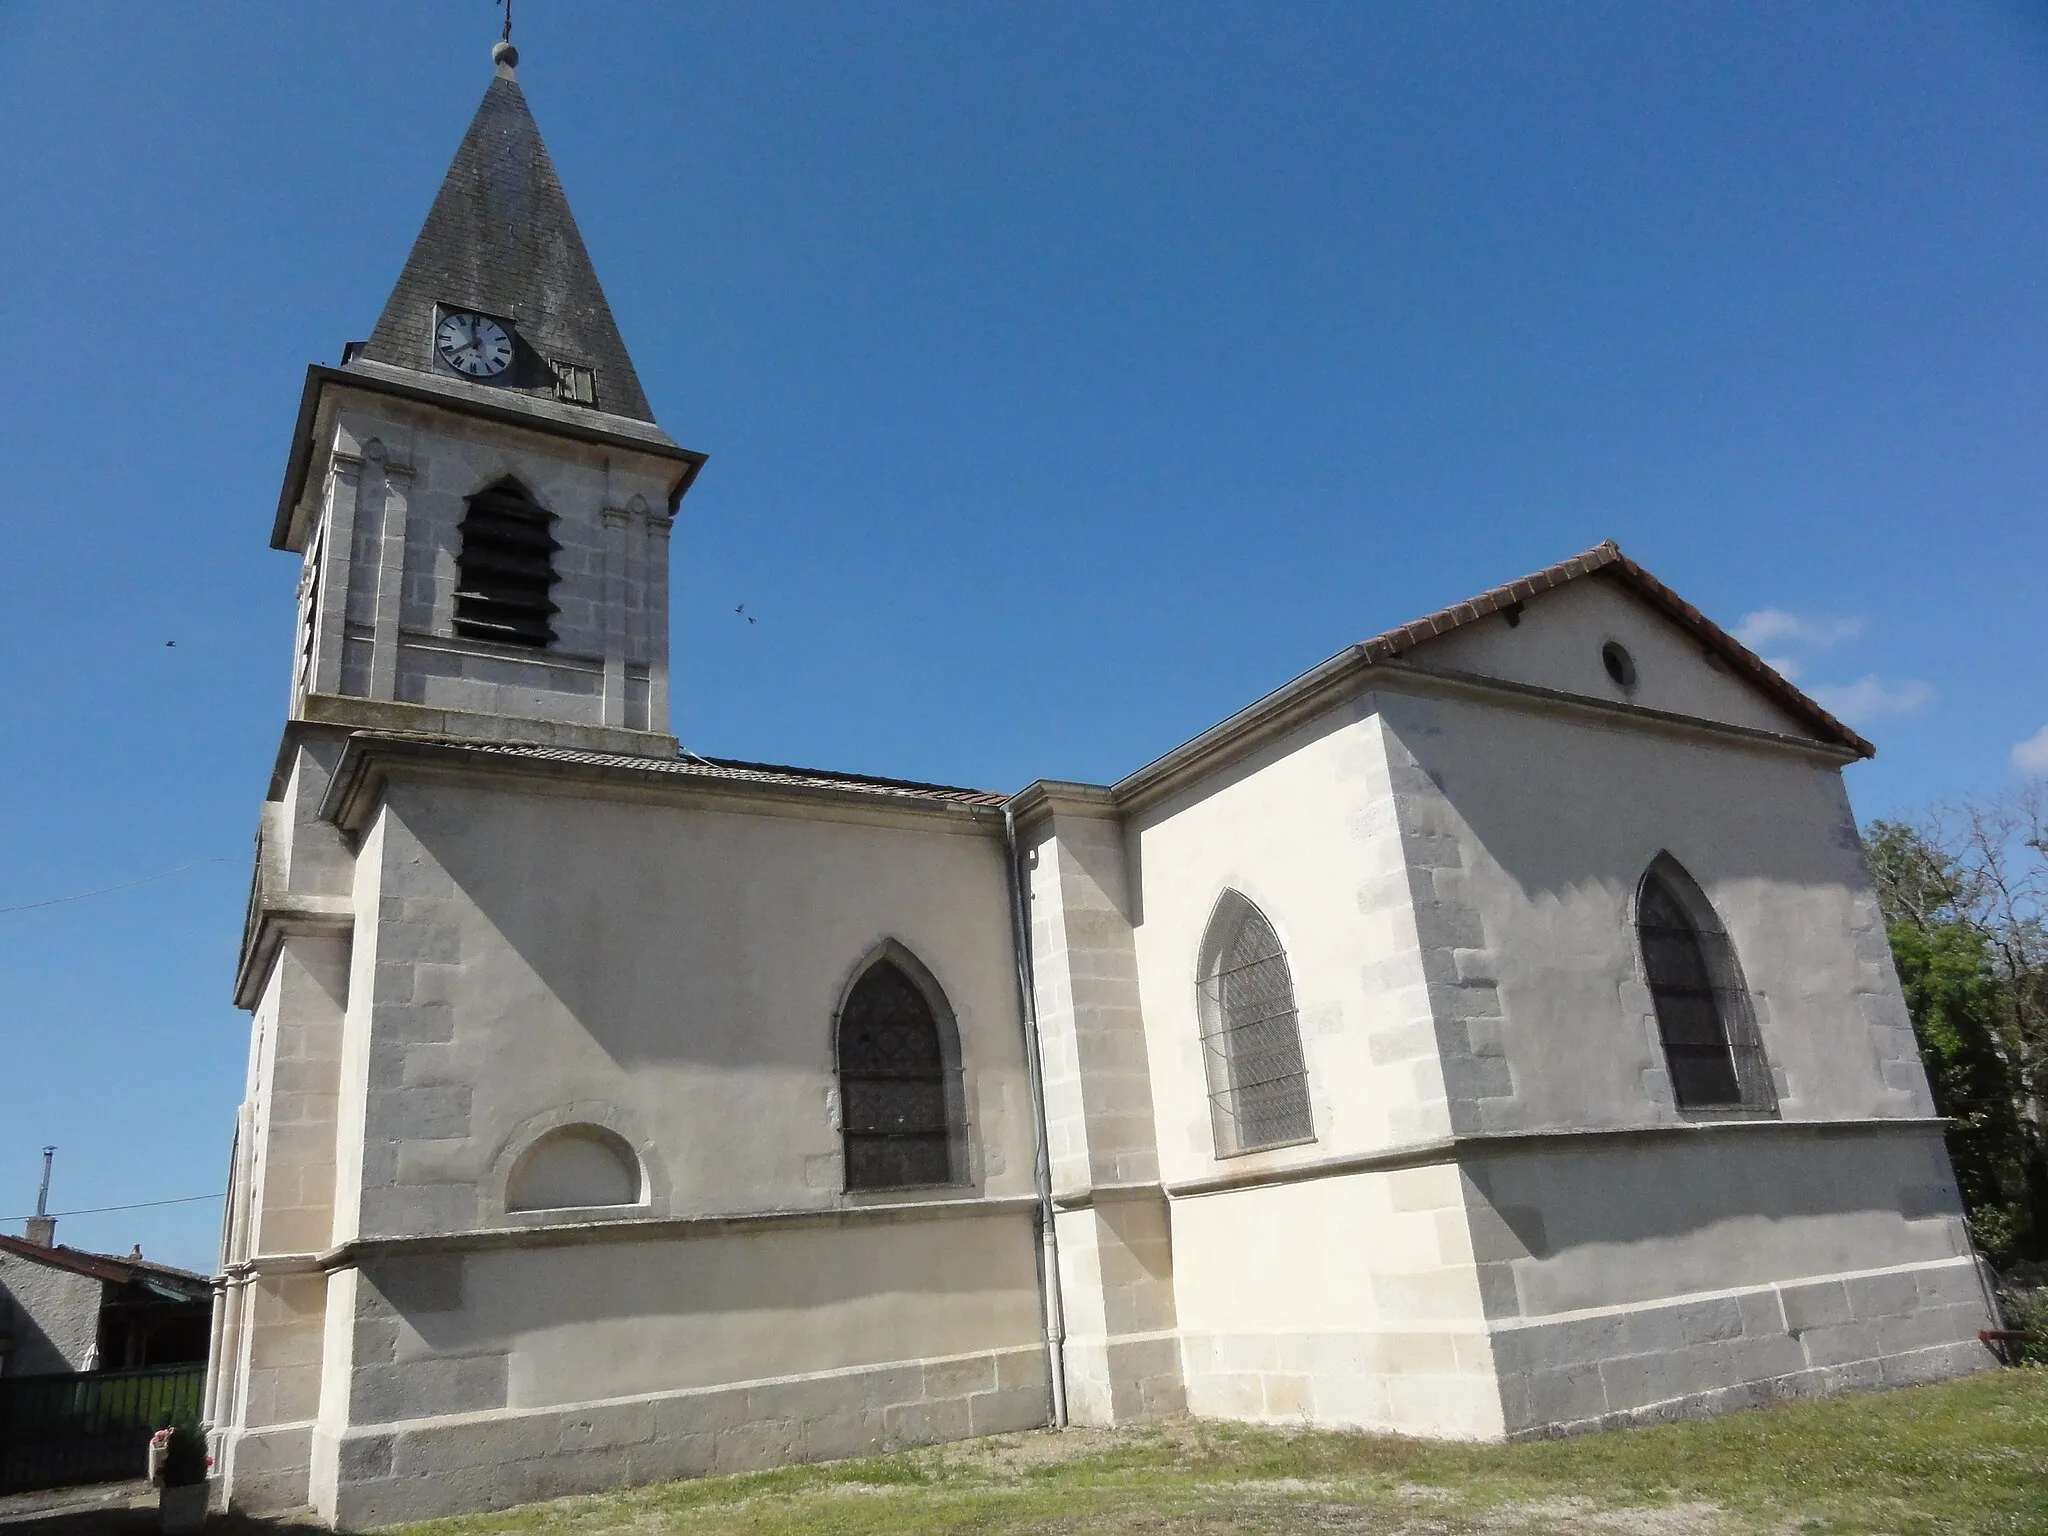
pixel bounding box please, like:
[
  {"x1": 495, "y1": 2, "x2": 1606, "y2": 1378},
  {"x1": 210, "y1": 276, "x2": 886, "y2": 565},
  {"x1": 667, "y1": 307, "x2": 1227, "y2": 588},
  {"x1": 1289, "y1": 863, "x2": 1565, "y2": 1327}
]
[{"x1": 1866, "y1": 791, "x2": 2048, "y2": 1264}]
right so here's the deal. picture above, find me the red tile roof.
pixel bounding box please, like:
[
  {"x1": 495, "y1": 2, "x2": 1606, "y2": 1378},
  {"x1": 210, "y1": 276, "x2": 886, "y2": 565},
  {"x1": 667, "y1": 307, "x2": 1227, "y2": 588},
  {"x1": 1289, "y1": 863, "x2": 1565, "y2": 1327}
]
[
  {"x1": 0, "y1": 1234, "x2": 210, "y2": 1293},
  {"x1": 1358, "y1": 540, "x2": 1875, "y2": 757}
]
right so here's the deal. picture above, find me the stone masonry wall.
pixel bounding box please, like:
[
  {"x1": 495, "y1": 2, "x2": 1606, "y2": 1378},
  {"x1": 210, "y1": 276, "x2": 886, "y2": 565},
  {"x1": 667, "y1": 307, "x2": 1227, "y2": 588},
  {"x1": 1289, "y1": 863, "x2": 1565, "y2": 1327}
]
[
  {"x1": 315, "y1": 1338, "x2": 1047, "y2": 1528},
  {"x1": 1489, "y1": 1256, "x2": 1995, "y2": 1437},
  {"x1": 1371, "y1": 702, "x2": 1517, "y2": 1137},
  {"x1": 1023, "y1": 801, "x2": 1185, "y2": 1426},
  {"x1": 303, "y1": 406, "x2": 676, "y2": 745}
]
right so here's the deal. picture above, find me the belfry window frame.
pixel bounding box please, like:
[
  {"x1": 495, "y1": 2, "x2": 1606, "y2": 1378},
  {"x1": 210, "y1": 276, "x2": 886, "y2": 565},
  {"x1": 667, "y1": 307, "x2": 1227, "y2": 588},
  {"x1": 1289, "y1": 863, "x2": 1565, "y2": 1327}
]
[
  {"x1": 1634, "y1": 856, "x2": 1778, "y2": 1118},
  {"x1": 452, "y1": 477, "x2": 562, "y2": 650},
  {"x1": 1196, "y1": 891, "x2": 1316, "y2": 1158},
  {"x1": 833, "y1": 941, "x2": 969, "y2": 1193}
]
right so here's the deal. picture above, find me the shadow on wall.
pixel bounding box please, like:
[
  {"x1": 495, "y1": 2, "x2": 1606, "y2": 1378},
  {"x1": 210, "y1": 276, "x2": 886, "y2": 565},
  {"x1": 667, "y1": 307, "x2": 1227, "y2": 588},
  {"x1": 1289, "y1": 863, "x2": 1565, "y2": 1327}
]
[
  {"x1": 0, "y1": 1302, "x2": 67, "y2": 1378},
  {"x1": 1466, "y1": 1126, "x2": 1962, "y2": 1313},
  {"x1": 368, "y1": 1215, "x2": 1035, "y2": 1349},
  {"x1": 1469, "y1": 1129, "x2": 1952, "y2": 1255},
  {"x1": 1374, "y1": 693, "x2": 1867, "y2": 913},
  {"x1": 398, "y1": 784, "x2": 882, "y2": 1074}
]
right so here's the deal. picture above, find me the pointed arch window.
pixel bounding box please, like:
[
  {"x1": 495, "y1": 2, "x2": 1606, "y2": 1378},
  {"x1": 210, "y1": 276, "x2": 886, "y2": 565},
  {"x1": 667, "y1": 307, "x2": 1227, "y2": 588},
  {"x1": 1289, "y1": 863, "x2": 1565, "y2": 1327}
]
[
  {"x1": 1197, "y1": 893, "x2": 1314, "y2": 1156},
  {"x1": 1637, "y1": 860, "x2": 1776, "y2": 1114},
  {"x1": 453, "y1": 480, "x2": 561, "y2": 648},
  {"x1": 837, "y1": 952, "x2": 963, "y2": 1191}
]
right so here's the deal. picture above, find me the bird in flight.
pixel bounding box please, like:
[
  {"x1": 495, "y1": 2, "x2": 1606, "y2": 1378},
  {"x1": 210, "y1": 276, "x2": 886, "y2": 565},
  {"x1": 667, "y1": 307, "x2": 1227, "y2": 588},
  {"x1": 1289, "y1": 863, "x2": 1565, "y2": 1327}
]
[
  {"x1": 734, "y1": 604, "x2": 755, "y2": 625},
  {"x1": 165, "y1": 640, "x2": 177, "y2": 648}
]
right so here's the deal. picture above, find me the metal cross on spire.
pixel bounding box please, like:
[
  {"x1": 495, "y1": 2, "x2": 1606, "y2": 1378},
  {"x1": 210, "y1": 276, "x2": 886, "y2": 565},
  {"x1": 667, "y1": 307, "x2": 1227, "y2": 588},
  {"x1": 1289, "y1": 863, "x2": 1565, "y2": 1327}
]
[{"x1": 491, "y1": 0, "x2": 518, "y2": 71}]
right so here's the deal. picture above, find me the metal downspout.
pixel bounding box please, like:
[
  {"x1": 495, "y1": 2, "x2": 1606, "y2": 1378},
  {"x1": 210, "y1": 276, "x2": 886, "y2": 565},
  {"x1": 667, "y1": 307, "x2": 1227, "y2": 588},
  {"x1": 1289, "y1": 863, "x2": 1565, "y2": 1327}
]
[{"x1": 1005, "y1": 806, "x2": 1068, "y2": 1429}]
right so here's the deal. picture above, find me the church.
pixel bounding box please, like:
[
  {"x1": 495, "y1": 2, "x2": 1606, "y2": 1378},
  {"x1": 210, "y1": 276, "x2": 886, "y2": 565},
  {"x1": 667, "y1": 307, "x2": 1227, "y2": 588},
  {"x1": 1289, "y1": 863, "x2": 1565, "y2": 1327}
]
[{"x1": 203, "y1": 42, "x2": 1997, "y2": 1528}]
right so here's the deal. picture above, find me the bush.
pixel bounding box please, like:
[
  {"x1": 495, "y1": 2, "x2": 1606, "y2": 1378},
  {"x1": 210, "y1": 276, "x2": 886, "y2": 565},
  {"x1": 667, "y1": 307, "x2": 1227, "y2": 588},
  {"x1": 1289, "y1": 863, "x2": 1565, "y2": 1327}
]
[
  {"x1": 1999, "y1": 1283, "x2": 2048, "y2": 1368},
  {"x1": 153, "y1": 1420, "x2": 208, "y2": 1488}
]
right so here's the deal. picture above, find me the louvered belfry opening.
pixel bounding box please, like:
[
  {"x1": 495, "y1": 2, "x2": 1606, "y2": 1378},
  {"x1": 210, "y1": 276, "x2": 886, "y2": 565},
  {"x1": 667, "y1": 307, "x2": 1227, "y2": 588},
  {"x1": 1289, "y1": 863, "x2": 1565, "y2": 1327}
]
[
  {"x1": 1198, "y1": 894, "x2": 1314, "y2": 1156},
  {"x1": 838, "y1": 958, "x2": 957, "y2": 1190},
  {"x1": 1638, "y1": 865, "x2": 1776, "y2": 1114},
  {"x1": 453, "y1": 481, "x2": 561, "y2": 648}
]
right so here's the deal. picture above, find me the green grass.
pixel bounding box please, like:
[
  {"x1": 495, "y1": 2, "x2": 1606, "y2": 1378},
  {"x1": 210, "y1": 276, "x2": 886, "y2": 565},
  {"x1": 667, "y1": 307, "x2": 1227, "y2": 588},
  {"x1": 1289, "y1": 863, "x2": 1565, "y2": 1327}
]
[{"x1": 398, "y1": 1368, "x2": 2048, "y2": 1536}]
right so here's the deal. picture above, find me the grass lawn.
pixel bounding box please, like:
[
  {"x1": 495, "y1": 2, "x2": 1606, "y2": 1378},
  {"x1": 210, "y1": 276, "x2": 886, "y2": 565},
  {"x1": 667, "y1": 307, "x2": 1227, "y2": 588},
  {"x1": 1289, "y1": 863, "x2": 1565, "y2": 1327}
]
[{"x1": 399, "y1": 1368, "x2": 2048, "y2": 1536}]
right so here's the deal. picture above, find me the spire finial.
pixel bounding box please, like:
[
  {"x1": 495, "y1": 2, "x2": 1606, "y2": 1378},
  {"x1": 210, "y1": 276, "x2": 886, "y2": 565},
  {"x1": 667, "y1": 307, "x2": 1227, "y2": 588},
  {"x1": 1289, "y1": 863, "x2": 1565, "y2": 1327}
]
[{"x1": 492, "y1": 0, "x2": 518, "y2": 72}]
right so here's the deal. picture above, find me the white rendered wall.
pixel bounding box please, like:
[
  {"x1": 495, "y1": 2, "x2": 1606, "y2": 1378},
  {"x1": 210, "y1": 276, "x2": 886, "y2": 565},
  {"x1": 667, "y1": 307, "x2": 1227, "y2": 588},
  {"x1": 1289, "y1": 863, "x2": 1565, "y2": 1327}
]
[
  {"x1": 297, "y1": 771, "x2": 1049, "y2": 1521},
  {"x1": 1411, "y1": 577, "x2": 1816, "y2": 741},
  {"x1": 1369, "y1": 684, "x2": 1932, "y2": 1138},
  {"x1": 1362, "y1": 676, "x2": 1990, "y2": 1428},
  {"x1": 1129, "y1": 700, "x2": 1451, "y2": 1180},
  {"x1": 1123, "y1": 699, "x2": 1504, "y2": 1433},
  {"x1": 1120, "y1": 604, "x2": 1985, "y2": 1439},
  {"x1": 337, "y1": 777, "x2": 1034, "y2": 1234}
]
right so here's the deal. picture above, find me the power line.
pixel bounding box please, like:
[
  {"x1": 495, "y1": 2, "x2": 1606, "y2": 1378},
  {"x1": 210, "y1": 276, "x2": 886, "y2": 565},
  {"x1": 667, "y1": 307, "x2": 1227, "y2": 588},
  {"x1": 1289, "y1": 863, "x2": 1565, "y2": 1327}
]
[
  {"x1": 0, "y1": 858, "x2": 232, "y2": 916},
  {"x1": 3, "y1": 1192, "x2": 225, "y2": 1222}
]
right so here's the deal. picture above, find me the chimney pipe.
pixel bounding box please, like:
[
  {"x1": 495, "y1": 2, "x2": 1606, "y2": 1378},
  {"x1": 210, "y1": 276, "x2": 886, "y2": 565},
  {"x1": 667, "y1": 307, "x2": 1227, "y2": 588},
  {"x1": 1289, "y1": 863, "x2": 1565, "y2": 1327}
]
[{"x1": 24, "y1": 1147, "x2": 55, "y2": 1247}]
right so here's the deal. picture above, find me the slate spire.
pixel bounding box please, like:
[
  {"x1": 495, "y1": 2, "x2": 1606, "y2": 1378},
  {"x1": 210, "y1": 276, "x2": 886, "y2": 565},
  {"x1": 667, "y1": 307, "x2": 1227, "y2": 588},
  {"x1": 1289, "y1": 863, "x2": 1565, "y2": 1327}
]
[{"x1": 357, "y1": 47, "x2": 655, "y2": 423}]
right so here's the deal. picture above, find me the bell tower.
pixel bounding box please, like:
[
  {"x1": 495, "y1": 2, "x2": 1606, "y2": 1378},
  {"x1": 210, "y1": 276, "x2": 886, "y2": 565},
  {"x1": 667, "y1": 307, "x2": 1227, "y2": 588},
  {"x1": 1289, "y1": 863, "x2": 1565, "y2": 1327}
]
[{"x1": 269, "y1": 39, "x2": 703, "y2": 757}]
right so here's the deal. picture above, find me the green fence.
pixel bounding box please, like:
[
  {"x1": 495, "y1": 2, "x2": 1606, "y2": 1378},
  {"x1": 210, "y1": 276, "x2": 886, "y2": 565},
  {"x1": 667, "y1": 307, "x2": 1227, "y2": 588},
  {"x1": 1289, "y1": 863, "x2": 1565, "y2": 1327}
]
[{"x1": 0, "y1": 1363, "x2": 207, "y2": 1494}]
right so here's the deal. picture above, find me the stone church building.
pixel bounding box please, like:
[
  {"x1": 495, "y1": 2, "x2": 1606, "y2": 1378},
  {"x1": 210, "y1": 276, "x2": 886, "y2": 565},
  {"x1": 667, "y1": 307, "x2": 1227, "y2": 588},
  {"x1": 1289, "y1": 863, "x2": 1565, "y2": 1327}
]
[{"x1": 205, "y1": 44, "x2": 1996, "y2": 1528}]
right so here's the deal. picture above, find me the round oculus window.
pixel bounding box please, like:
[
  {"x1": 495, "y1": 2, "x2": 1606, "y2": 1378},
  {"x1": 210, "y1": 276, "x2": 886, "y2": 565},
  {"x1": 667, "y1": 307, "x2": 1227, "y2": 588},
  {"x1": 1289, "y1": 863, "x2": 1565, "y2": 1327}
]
[{"x1": 1602, "y1": 641, "x2": 1637, "y2": 688}]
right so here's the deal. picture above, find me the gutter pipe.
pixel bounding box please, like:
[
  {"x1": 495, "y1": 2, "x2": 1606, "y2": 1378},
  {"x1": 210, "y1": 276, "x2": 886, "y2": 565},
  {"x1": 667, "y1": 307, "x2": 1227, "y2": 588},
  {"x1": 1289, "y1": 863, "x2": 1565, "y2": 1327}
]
[{"x1": 1004, "y1": 805, "x2": 1068, "y2": 1429}]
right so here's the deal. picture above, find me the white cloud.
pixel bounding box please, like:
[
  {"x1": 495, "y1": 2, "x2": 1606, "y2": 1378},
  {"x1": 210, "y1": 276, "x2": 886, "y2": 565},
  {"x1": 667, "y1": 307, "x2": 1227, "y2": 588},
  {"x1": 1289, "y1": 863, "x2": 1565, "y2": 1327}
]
[
  {"x1": 2014, "y1": 725, "x2": 2048, "y2": 775},
  {"x1": 1733, "y1": 609, "x2": 1865, "y2": 650},
  {"x1": 1808, "y1": 676, "x2": 1933, "y2": 724},
  {"x1": 1760, "y1": 655, "x2": 1802, "y2": 681}
]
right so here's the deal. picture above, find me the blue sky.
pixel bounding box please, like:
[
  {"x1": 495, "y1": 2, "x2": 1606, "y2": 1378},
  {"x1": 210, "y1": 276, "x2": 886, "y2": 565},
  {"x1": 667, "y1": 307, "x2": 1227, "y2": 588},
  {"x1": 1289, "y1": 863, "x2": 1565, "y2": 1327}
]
[{"x1": 2, "y1": 3, "x2": 2044, "y2": 1272}]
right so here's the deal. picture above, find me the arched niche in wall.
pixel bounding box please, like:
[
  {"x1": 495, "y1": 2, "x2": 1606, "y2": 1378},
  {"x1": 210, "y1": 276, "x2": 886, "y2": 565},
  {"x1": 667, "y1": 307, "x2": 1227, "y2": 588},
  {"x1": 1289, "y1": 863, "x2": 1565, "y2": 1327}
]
[
  {"x1": 506, "y1": 1125, "x2": 641, "y2": 1212},
  {"x1": 485, "y1": 1102, "x2": 668, "y2": 1224}
]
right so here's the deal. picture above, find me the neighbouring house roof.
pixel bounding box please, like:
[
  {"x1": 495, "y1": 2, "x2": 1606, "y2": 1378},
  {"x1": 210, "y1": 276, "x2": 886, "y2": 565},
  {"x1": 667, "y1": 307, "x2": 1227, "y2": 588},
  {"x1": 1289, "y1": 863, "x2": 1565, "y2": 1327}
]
[
  {"x1": 1356, "y1": 539, "x2": 1875, "y2": 758},
  {"x1": 0, "y1": 1235, "x2": 210, "y2": 1302}
]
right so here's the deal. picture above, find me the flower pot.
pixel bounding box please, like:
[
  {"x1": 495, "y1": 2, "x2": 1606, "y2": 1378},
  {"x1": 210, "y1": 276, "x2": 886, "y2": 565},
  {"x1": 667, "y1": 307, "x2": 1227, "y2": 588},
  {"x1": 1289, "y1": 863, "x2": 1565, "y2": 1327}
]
[{"x1": 158, "y1": 1482, "x2": 208, "y2": 1534}]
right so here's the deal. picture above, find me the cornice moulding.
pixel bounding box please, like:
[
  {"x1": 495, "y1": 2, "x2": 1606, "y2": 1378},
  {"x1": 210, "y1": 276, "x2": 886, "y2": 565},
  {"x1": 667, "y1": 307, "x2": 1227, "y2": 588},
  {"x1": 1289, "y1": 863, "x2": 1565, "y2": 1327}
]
[
  {"x1": 1162, "y1": 1117, "x2": 1950, "y2": 1201},
  {"x1": 1109, "y1": 654, "x2": 1859, "y2": 820},
  {"x1": 315, "y1": 1192, "x2": 1042, "y2": 1269},
  {"x1": 272, "y1": 362, "x2": 708, "y2": 551},
  {"x1": 232, "y1": 895, "x2": 355, "y2": 1010}
]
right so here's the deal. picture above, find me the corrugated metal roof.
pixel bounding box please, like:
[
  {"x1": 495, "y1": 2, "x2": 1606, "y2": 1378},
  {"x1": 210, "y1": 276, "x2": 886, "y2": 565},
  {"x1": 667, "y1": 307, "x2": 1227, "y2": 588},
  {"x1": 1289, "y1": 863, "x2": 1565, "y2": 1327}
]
[{"x1": 440, "y1": 740, "x2": 1011, "y2": 808}]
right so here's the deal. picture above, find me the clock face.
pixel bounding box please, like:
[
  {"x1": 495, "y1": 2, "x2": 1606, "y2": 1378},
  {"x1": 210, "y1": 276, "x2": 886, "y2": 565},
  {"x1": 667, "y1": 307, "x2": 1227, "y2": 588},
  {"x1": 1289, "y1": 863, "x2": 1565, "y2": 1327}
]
[{"x1": 435, "y1": 312, "x2": 515, "y2": 378}]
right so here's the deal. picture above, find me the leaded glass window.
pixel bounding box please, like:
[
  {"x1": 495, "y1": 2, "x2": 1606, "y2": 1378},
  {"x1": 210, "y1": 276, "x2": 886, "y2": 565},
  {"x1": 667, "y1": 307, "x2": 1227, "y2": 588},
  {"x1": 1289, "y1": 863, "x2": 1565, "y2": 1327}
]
[
  {"x1": 838, "y1": 958, "x2": 958, "y2": 1190},
  {"x1": 1638, "y1": 863, "x2": 1776, "y2": 1114},
  {"x1": 1197, "y1": 894, "x2": 1314, "y2": 1156}
]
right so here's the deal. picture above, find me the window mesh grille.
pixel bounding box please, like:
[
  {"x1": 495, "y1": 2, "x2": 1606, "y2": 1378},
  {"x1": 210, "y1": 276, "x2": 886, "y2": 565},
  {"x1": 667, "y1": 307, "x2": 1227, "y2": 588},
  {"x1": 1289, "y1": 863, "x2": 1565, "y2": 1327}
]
[
  {"x1": 453, "y1": 483, "x2": 561, "y2": 649},
  {"x1": 838, "y1": 959, "x2": 956, "y2": 1190},
  {"x1": 1639, "y1": 872, "x2": 1775, "y2": 1113},
  {"x1": 1198, "y1": 898, "x2": 1314, "y2": 1155}
]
